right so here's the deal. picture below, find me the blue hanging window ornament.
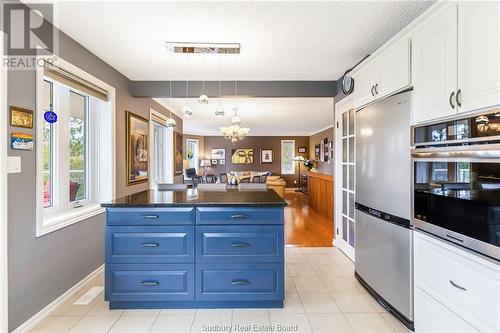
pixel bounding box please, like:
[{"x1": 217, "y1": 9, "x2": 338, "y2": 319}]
[{"x1": 44, "y1": 104, "x2": 57, "y2": 123}]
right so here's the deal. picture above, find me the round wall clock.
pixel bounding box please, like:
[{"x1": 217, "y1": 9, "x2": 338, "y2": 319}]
[{"x1": 341, "y1": 71, "x2": 355, "y2": 95}]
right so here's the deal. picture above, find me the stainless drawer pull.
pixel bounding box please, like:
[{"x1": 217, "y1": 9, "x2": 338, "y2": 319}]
[
  {"x1": 231, "y1": 279, "x2": 250, "y2": 286},
  {"x1": 141, "y1": 215, "x2": 159, "y2": 220},
  {"x1": 140, "y1": 280, "x2": 160, "y2": 286},
  {"x1": 141, "y1": 243, "x2": 159, "y2": 247},
  {"x1": 231, "y1": 242, "x2": 250, "y2": 248},
  {"x1": 449, "y1": 280, "x2": 467, "y2": 291},
  {"x1": 230, "y1": 214, "x2": 249, "y2": 219}
]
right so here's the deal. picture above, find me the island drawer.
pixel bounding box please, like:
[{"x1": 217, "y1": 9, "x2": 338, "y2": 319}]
[
  {"x1": 196, "y1": 226, "x2": 283, "y2": 262},
  {"x1": 196, "y1": 263, "x2": 284, "y2": 301},
  {"x1": 196, "y1": 207, "x2": 283, "y2": 225},
  {"x1": 107, "y1": 208, "x2": 195, "y2": 226},
  {"x1": 105, "y1": 264, "x2": 194, "y2": 302},
  {"x1": 106, "y1": 226, "x2": 194, "y2": 263}
]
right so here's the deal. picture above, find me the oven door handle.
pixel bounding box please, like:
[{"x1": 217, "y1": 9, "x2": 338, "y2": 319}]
[{"x1": 411, "y1": 144, "x2": 500, "y2": 160}]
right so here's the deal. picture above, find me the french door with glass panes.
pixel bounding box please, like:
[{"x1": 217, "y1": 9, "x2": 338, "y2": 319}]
[{"x1": 335, "y1": 99, "x2": 355, "y2": 261}]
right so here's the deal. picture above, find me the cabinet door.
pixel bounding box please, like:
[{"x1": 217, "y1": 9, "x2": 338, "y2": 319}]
[
  {"x1": 353, "y1": 61, "x2": 376, "y2": 109},
  {"x1": 376, "y1": 38, "x2": 411, "y2": 100},
  {"x1": 415, "y1": 287, "x2": 478, "y2": 333},
  {"x1": 412, "y1": 5, "x2": 457, "y2": 124},
  {"x1": 458, "y1": 1, "x2": 500, "y2": 113}
]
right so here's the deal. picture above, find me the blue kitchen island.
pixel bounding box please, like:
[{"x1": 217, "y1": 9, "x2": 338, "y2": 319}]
[{"x1": 101, "y1": 188, "x2": 287, "y2": 309}]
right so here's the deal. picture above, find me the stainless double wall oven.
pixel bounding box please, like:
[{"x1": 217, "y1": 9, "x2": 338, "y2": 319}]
[{"x1": 411, "y1": 111, "x2": 500, "y2": 260}]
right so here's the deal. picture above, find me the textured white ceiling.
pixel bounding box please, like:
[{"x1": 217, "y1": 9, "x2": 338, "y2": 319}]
[
  {"x1": 46, "y1": 1, "x2": 433, "y2": 80},
  {"x1": 159, "y1": 97, "x2": 335, "y2": 136}
]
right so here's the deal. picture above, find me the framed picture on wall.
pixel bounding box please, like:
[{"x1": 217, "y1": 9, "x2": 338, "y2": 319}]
[
  {"x1": 315, "y1": 144, "x2": 320, "y2": 160},
  {"x1": 126, "y1": 111, "x2": 149, "y2": 185},
  {"x1": 298, "y1": 147, "x2": 307, "y2": 153},
  {"x1": 232, "y1": 149, "x2": 254, "y2": 164},
  {"x1": 174, "y1": 132, "x2": 183, "y2": 175},
  {"x1": 260, "y1": 149, "x2": 273, "y2": 164},
  {"x1": 220, "y1": 159, "x2": 226, "y2": 165},
  {"x1": 211, "y1": 159, "x2": 218, "y2": 165},
  {"x1": 211, "y1": 148, "x2": 225, "y2": 160},
  {"x1": 10, "y1": 106, "x2": 33, "y2": 129}
]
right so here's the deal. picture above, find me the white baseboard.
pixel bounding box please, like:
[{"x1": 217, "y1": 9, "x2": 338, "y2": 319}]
[{"x1": 13, "y1": 265, "x2": 104, "y2": 333}]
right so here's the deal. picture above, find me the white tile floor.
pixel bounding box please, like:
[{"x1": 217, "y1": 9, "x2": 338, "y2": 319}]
[{"x1": 30, "y1": 247, "x2": 409, "y2": 333}]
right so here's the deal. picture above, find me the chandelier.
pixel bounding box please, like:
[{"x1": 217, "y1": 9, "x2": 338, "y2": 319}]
[{"x1": 220, "y1": 108, "x2": 249, "y2": 144}]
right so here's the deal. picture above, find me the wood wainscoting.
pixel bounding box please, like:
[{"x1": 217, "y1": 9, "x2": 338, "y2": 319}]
[{"x1": 307, "y1": 172, "x2": 334, "y2": 221}]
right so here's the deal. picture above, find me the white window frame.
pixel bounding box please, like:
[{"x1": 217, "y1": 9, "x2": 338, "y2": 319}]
[
  {"x1": 281, "y1": 139, "x2": 296, "y2": 175},
  {"x1": 186, "y1": 138, "x2": 199, "y2": 173},
  {"x1": 149, "y1": 108, "x2": 174, "y2": 189},
  {"x1": 0, "y1": 34, "x2": 9, "y2": 333},
  {"x1": 35, "y1": 57, "x2": 116, "y2": 237}
]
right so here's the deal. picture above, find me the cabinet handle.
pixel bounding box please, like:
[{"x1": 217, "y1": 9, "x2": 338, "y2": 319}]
[
  {"x1": 230, "y1": 214, "x2": 249, "y2": 219},
  {"x1": 449, "y1": 280, "x2": 467, "y2": 291},
  {"x1": 141, "y1": 242, "x2": 159, "y2": 247},
  {"x1": 141, "y1": 215, "x2": 159, "y2": 220},
  {"x1": 449, "y1": 91, "x2": 456, "y2": 109},
  {"x1": 140, "y1": 280, "x2": 160, "y2": 286},
  {"x1": 456, "y1": 89, "x2": 462, "y2": 107},
  {"x1": 231, "y1": 242, "x2": 250, "y2": 248},
  {"x1": 374, "y1": 83, "x2": 379, "y2": 95},
  {"x1": 231, "y1": 279, "x2": 250, "y2": 286},
  {"x1": 371, "y1": 85, "x2": 375, "y2": 96}
]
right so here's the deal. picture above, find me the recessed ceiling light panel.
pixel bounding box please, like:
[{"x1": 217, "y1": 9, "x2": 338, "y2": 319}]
[{"x1": 165, "y1": 42, "x2": 240, "y2": 54}]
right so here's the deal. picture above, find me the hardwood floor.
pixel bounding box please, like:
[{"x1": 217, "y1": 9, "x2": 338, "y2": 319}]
[{"x1": 284, "y1": 191, "x2": 334, "y2": 247}]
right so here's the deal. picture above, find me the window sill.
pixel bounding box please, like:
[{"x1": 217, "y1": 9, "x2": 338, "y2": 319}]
[{"x1": 37, "y1": 203, "x2": 105, "y2": 237}]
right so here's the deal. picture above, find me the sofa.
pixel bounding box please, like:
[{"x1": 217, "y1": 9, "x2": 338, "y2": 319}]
[{"x1": 266, "y1": 176, "x2": 286, "y2": 198}]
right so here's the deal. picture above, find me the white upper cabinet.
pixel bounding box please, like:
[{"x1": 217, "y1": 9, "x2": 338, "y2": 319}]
[
  {"x1": 375, "y1": 38, "x2": 411, "y2": 99},
  {"x1": 412, "y1": 2, "x2": 500, "y2": 124},
  {"x1": 457, "y1": 1, "x2": 500, "y2": 113},
  {"x1": 412, "y1": 5, "x2": 457, "y2": 124},
  {"x1": 353, "y1": 60, "x2": 377, "y2": 108},
  {"x1": 353, "y1": 38, "x2": 411, "y2": 109}
]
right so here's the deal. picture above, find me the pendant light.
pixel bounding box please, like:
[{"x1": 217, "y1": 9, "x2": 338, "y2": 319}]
[
  {"x1": 183, "y1": 53, "x2": 192, "y2": 118},
  {"x1": 214, "y1": 53, "x2": 225, "y2": 118},
  {"x1": 166, "y1": 51, "x2": 176, "y2": 128},
  {"x1": 215, "y1": 80, "x2": 225, "y2": 118},
  {"x1": 199, "y1": 52, "x2": 209, "y2": 105},
  {"x1": 166, "y1": 80, "x2": 176, "y2": 128}
]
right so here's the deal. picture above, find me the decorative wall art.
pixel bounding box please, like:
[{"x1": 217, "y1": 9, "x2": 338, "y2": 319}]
[
  {"x1": 298, "y1": 147, "x2": 307, "y2": 153},
  {"x1": 211, "y1": 148, "x2": 226, "y2": 160},
  {"x1": 232, "y1": 149, "x2": 254, "y2": 164},
  {"x1": 260, "y1": 149, "x2": 273, "y2": 164},
  {"x1": 211, "y1": 159, "x2": 218, "y2": 165},
  {"x1": 11, "y1": 132, "x2": 33, "y2": 150},
  {"x1": 174, "y1": 132, "x2": 183, "y2": 175},
  {"x1": 219, "y1": 159, "x2": 226, "y2": 165},
  {"x1": 315, "y1": 144, "x2": 320, "y2": 160},
  {"x1": 10, "y1": 106, "x2": 33, "y2": 129},
  {"x1": 126, "y1": 111, "x2": 149, "y2": 185}
]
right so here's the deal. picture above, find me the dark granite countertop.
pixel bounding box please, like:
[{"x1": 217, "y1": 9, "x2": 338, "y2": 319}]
[{"x1": 101, "y1": 189, "x2": 288, "y2": 208}]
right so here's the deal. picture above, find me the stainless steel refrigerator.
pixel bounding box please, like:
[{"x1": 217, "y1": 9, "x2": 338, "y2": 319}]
[{"x1": 355, "y1": 90, "x2": 413, "y2": 330}]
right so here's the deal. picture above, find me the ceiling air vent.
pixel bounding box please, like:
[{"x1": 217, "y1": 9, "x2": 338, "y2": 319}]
[{"x1": 165, "y1": 42, "x2": 240, "y2": 54}]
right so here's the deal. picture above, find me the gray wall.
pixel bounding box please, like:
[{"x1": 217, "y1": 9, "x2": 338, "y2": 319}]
[
  {"x1": 202, "y1": 136, "x2": 309, "y2": 187},
  {"x1": 309, "y1": 127, "x2": 334, "y2": 175},
  {"x1": 6, "y1": 7, "x2": 182, "y2": 331}
]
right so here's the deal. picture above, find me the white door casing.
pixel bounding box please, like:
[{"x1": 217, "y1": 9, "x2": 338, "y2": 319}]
[{"x1": 334, "y1": 97, "x2": 355, "y2": 261}]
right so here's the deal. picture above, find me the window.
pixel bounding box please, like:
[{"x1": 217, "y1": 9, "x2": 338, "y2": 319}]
[
  {"x1": 186, "y1": 139, "x2": 199, "y2": 173},
  {"x1": 36, "y1": 59, "x2": 115, "y2": 236},
  {"x1": 281, "y1": 140, "x2": 295, "y2": 175}
]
